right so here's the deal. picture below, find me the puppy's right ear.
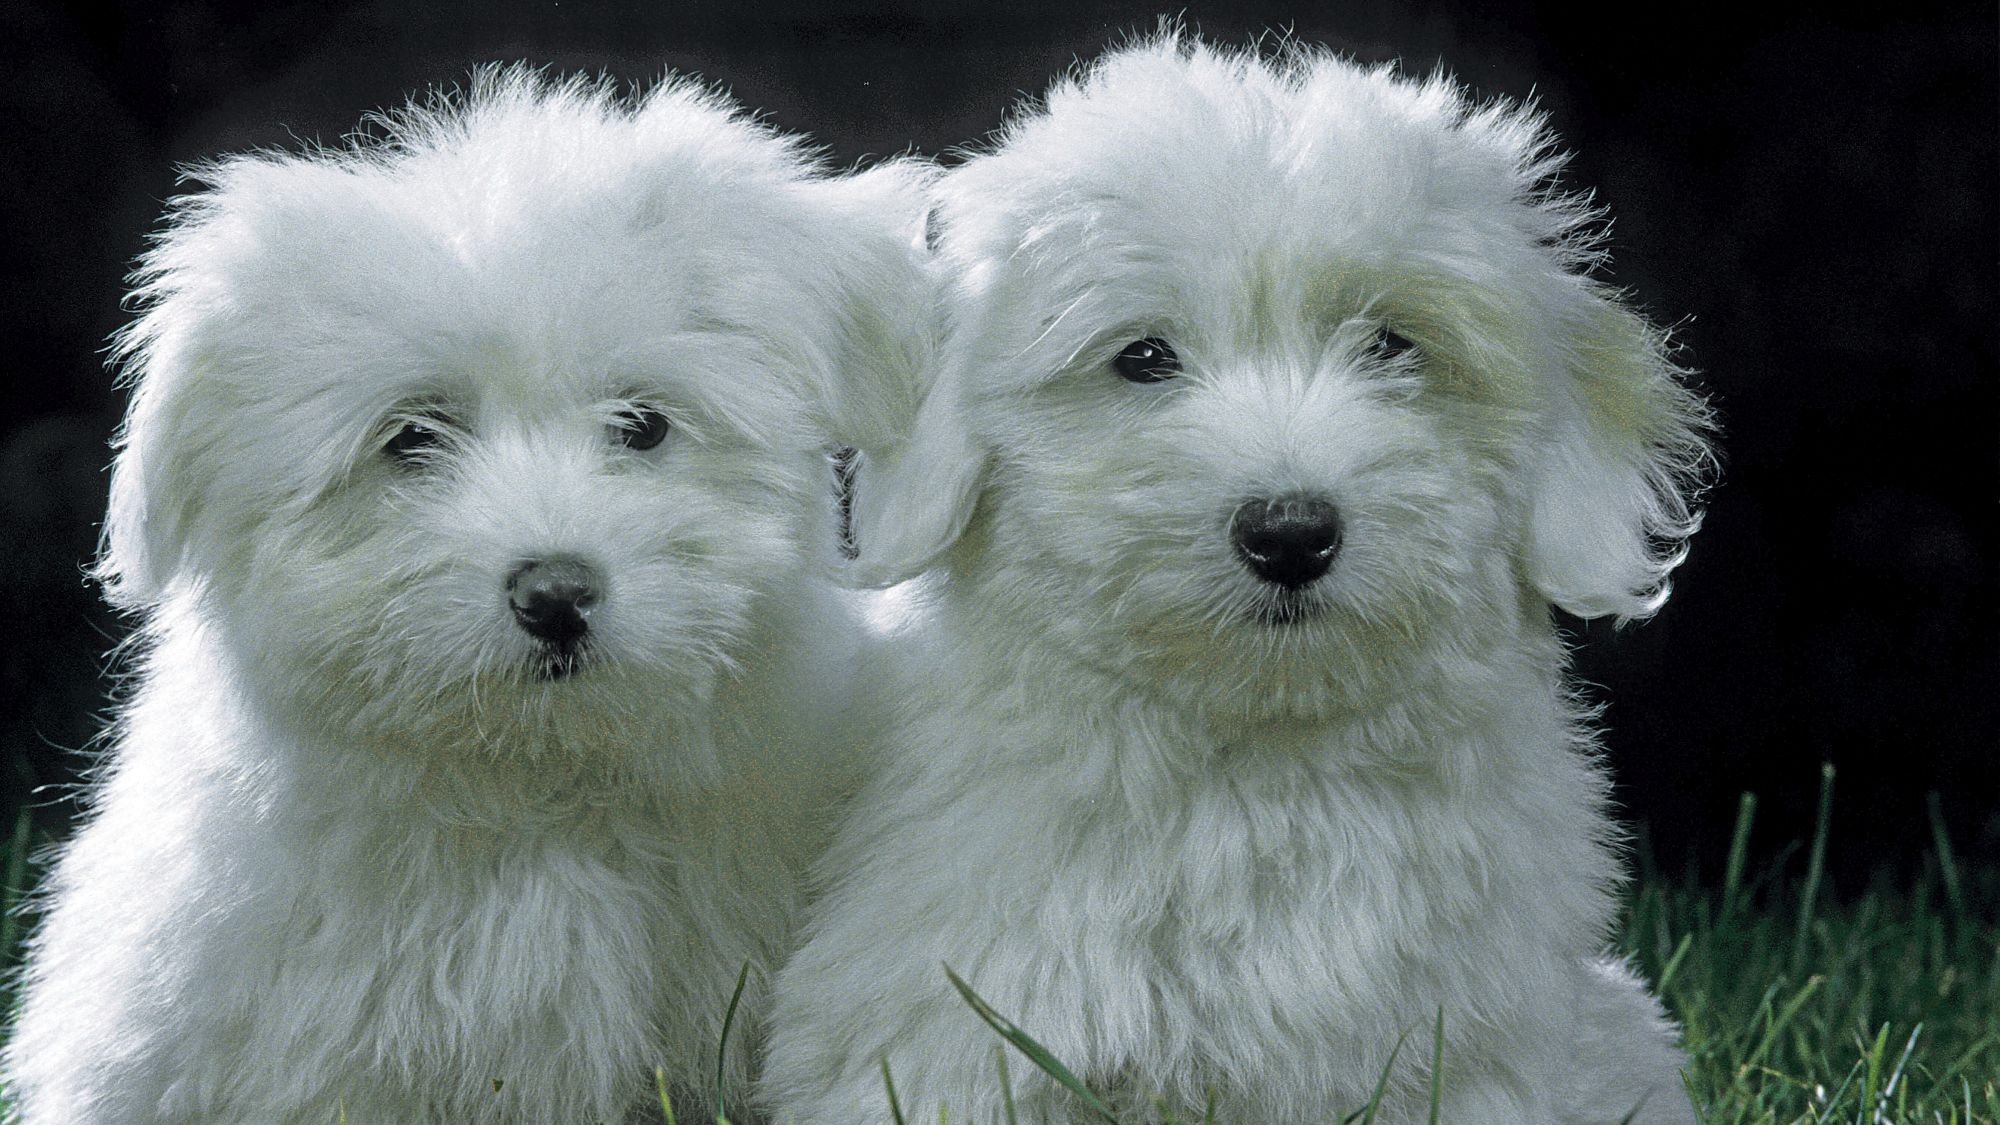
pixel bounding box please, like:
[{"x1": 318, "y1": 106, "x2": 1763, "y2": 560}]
[
  {"x1": 98, "y1": 370, "x2": 180, "y2": 609},
  {"x1": 97, "y1": 226, "x2": 223, "y2": 611},
  {"x1": 96, "y1": 157, "x2": 286, "y2": 610},
  {"x1": 846, "y1": 359, "x2": 988, "y2": 588}
]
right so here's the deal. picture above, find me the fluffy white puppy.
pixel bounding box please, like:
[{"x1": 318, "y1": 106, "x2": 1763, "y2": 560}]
[
  {"x1": 3, "y1": 71, "x2": 924, "y2": 1124},
  {"x1": 763, "y1": 37, "x2": 1710, "y2": 1125}
]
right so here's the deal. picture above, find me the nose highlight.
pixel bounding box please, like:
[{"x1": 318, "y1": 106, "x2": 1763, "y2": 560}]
[
  {"x1": 507, "y1": 557, "x2": 599, "y2": 646},
  {"x1": 1230, "y1": 496, "x2": 1343, "y2": 590}
]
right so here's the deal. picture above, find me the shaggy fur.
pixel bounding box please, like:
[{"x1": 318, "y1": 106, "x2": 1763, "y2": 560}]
[
  {"x1": 3, "y1": 72, "x2": 925, "y2": 1124},
  {"x1": 762, "y1": 37, "x2": 1711, "y2": 1125}
]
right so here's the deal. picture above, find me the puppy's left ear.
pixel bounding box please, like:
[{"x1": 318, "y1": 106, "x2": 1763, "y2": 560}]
[
  {"x1": 794, "y1": 160, "x2": 936, "y2": 458},
  {"x1": 844, "y1": 351, "x2": 987, "y2": 588},
  {"x1": 1526, "y1": 290, "x2": 1714, "y2": 621}
]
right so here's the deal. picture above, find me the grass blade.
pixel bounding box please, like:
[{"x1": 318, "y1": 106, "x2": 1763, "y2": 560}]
[
  {"x1": 995, "y1": 1044, "x2": 1017, "y2": 1125},
  {"x1": 1719, "y1": 791, "x2": 1756, "y2": 919},
  {"x1": 1654, "y1": 932, "x2": 1694, "y2": 994},
  {"x1": 1745, "y1": 975, "x2": 1823, "y2": 1071},
  {"x1": 1859, "y1": 1021, "x2": 1891, "y2": 1110},
  {"x1": 655, "y1": 1067, "x2": 677, "y2": 1125},
  {"x1": 0, "y1": 806, "x2": 32, "y2": 961},
  {"x1": 1613, "y1": 1090, "x2": 1651, "y2": 1125},
  {"x1": 944, "y1": 964, "x2": 1119, "y2": 1124},
  {"x1": 1427, "y1": 1006, "x2": 1445, "y2": 1125},
  {"x1": 1881, "y1": 1023, "x2": 1922, "y2": 1104},
  {"x1": 716, "y1": 960, "x2": 750, "y2": 1123},
  {"x1": 881, "y1": 1056, "x2": 908, "y2": 1125},
  {"x1": 1926, "y1": 791, "x2": 1968, "y2": 919},
  {"x1": 1815, "y1": 1055, "x2": 1866, "y2": 1115},
  {"x1": 1344, "y1": 1024, "x2": 1412, "y2": 1125},
  {"x1": 1789, "y1": 763, "x2": 1835, "y2": 977}
]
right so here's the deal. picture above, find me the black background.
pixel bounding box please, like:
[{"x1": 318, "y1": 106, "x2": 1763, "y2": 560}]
[{"x1": 2, "y1": 1, "x2": 1993, "y2": 889}]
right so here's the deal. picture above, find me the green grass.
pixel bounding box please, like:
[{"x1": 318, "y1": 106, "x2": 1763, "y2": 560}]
[
  {"x1": 1, "y1": 767, "x2": 1993, "y2": 1123},
  {"x1": 1622, "y1": 770, "x2": 2000, "y2": 1124}
]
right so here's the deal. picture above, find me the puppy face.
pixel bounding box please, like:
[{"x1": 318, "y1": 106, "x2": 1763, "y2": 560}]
[
  {"x1": 859, "y1": 41, "x2": 1709, "y2": 720},
  {"x1": 102, "y1": 74, "x2": 924, "y2": 767}
]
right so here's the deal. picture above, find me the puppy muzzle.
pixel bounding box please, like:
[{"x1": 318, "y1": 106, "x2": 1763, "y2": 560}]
[
  {"x1": 1230, "y1": 496, "x2": 1342, "y2": 591},
  {"x1": 507, "y1": 557, "x2": 599, "y2": 676}
]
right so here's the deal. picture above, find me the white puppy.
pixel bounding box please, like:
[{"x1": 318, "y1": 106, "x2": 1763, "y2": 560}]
[
  {"x1": 3, "y1": 71, "x2": 924, "y2": 1124},
  {"x1": 763, "y1": 37, "x2": 1710, "y2": 1125}
]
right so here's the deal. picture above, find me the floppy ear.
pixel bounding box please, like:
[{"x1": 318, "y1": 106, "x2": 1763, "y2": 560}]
[
  {"x1": 794, "y1": 160, "x2": 937, "y2": 457},
  {"x1": 846, "y1": 355, "x2": 989, "y2": 588},
  {"x1": 97, "y1": 347, "x2": 197, "y2": 610},
  {"x1": 95, "y1": 206, "x2": 239, "y2": 612},
  {"x1": 1526, "y1": 290, "x2": 1714, "y2": 621},
  {"x1": 95, "y1": 156, "x2": 313, "y2": 611}
]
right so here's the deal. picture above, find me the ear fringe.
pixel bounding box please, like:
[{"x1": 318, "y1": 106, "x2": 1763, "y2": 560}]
[
  {"x1": 1529, "y1": 295, "x2": 1716, "y2": 622},
  {"x1": 95, "y1": 388, "x2": 179, "y2": 611},
  {"x1": 801, "y1": 159, "x2": 940, "y2": 459},
  {"x1": 844, "y1": 361, "x2": 988, "y2": 589},
  {"x1": 94, "y1": 168, "x2": 241, "y2": 610}
]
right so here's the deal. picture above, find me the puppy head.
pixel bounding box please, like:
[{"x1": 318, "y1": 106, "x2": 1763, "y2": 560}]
[
  {"x1": 857, "y1": 38, "x2": 1711, "y2": 716},
  {"x1": 101, "y1": 70, "x2": 927, "y2": 768}
]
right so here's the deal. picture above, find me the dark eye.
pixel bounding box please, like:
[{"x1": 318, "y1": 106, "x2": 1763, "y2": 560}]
[
  {"x1": 612, "y1": 405, "x2": 671, "y2": 451},
  {"x1": 1112, "y1": 337, "x2": 1181, "y2": 383},
  {"x1": 1373, "y1": 326, "x2": 1419, "y2": 359},
  {"x1": 383, "y1": 417, "x2": 447, "y2": 466}
]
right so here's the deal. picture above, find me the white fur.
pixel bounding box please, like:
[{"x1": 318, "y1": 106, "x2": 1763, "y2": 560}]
[
  {"x1": 763, "y1": 37, "x2": 1710, "y2": 1124},
  {"x1": 3, "y1": 71, "x2": 926, "y2": 1124}
]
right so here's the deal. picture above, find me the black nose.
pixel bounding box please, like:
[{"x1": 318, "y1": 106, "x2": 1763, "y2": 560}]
[
  {"x1": 507, "y1": 557, "x2": 599, "y2": 645},
  {"x1": 1230, "y1": 497, "x2": 1342, "y2": 590}
]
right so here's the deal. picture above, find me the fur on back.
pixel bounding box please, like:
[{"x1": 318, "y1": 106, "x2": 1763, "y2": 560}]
[
  {"x1": 4, "y1": 70, "x2": 927, "y2": 1124},
  {"x1": 762, "y1": 34, "x2": 1708, "y2": 1125}
]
